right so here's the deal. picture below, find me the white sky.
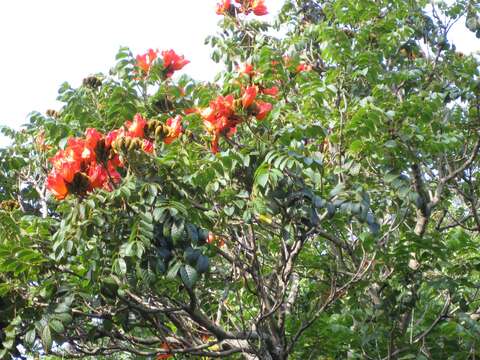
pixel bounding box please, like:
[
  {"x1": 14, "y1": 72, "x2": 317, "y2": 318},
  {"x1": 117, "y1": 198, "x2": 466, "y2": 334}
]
[{"x1": 0, "y1": 0, "x2": 478, "y2": 147}]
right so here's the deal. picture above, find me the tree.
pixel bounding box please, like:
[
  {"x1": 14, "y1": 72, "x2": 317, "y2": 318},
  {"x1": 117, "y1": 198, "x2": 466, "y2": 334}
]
[{"x1": 1, "y1": 0, "x2": 480, "y2": 358}]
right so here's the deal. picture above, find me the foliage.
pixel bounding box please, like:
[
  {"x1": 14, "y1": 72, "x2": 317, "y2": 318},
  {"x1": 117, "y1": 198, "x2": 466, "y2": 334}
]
[{"x1": 1, "y1": 0, "x2": 480, "y2": 359}]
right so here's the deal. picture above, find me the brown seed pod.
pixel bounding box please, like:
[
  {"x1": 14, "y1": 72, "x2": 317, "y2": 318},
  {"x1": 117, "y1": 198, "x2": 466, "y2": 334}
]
[
  {"x1": 46, "y1": 109, "x2": 60, "y2": 118},
  {"x1": 112, "y1": 137, "x2": 125, "y2": 152},
  {"x1": 145, "y1": 120, "x2": 161, "y2": 138},
  {"x1": 155, "y1": 125, "x2": 168, "y2": 138},
  {"x1": 146, "y1": 120, "x2": 159, "y2": 132},
  {"x1": 128, "y1": 138, "x2": 142, "y2": 151},
  {"x1": 83, "y1": 76, "x2": 102, "y2": 89},
  {"x1": 0, "y1": 200, "x2": 19, "y2": 211},
  {"x1": 122, "y1": 137, "x2": 133, "y2": 150}
]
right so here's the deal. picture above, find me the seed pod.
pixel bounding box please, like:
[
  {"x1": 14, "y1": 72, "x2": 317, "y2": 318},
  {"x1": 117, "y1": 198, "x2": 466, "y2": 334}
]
[
  {"x1": 155, "y1": 124, "x2": 168, "y2": 138},
  {"x1": 128, "y1": 138, "x2": 142, "y2": 151},
  {"x1": 113, "y1": 137, "x2": 125, "y2": 152},
  {"x1": 145, "y1": 120, "x2": 160, "y2": 138},
  {"x1": 83, "y1": 76, "x2": 102, "y2": 89},
  {"x1": 122, "y1": 137, "x2": 133, "y2": 150},
  {"x1": 46, "y1": 109, "x2": 60, "y2": 118},
  {"x1": 147, "y1": 120, "x2": 159, "y2": 132},
  {"x1": 0, "y1": 200, "x2": 19, "y2": 211}
]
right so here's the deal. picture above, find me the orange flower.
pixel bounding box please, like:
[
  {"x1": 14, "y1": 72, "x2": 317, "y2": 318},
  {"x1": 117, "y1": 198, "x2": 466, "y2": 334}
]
[
  {"x1": 106, "y1": 161, "x2": 122, "y2": 185},
  {"x1": 125, "y1": 114, "x2": 147, "y2": 138},
  {"x1": 200, "y1": 94, "x2": 243, "y2": 153},
  {"x1": 161, "y1": 50, "x2": 189, "y2": 78},
  {"x1": 58, "y1": 160, "x2": 81, "y2": 183},
  {"x1": 87, "y1": 163, "x2": 108, "y2": 189},
  {"x1": 237, "y1": 63, "x2": 255, "y2": 76},
  {"x1": 85, "y1": 128, "x2": 103, "y2": 151},
  {"x1": 242, "y1": 85, "x2": 258, "y2": 108},
  {"x1": 251, "y1": 0, "x2": 268, "y2": 15},
  {"x1": 164, "y1": 115, "x2": 183, "y2": 144},
  {"x1": 46, "y1": 171, "x2": 69, "y2": 200},
  {"x1": 238, "y1": 0, "x2": 267, "y2": 16},
  {"x1": 136, "y1": 49, "x2": 158, "y2": 74},
  {"x1": 296, "y1": 62, "x2": 313, "y2": 73},
  {"x1": 255, "y1": 101, "x2": 273, "y2": 120},
  {"x1": 262, "y1": 86, "x2": 279, "y2": 97},
  {"x1": 109, "y1": 154, "x2": 123, "y2": 168},
  {"x1": 184, "y1": 108, "x2": 198, "y2": 115},
  {"x1": 216, "y1": 0, "x2": 231, "y2": 15},
  {"x1": 201, "y1": 95, "x2": 235, "y2": 124}
]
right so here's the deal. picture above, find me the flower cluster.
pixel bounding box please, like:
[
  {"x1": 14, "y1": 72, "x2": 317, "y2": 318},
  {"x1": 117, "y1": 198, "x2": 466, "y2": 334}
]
[
  {"x1": 46, "y1": 114, "x2": 183, "y2": 200},
  {"x1": 136, "y1": 49, "x2": 158, "y2": 74},
  {"x1": 216, "y1": 0, "x2": 268, "y2": 16},
  {"x1": 46, "y1": 128, "x2": 122, "y2": 200},
  {"x1": 161, "y1": 50, "x2": 190, "y2": 78},
  {"x1": 136, "y1": 49, "x2": 189, "y2": 78},
  {"x1": 199, "y1": 85, "x2": 272, "y2": 153}
]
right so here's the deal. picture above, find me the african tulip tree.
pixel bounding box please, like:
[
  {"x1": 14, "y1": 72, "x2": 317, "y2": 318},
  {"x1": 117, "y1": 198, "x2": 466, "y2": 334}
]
[{"x1": 1, "y1": 0, "x2": 480, "y2": 359}]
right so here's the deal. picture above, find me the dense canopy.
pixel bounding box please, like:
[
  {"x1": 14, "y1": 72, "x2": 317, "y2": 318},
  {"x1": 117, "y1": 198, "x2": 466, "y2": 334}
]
[{"x1": 1, "y1": 0, "x2": 480, "y2": 359}]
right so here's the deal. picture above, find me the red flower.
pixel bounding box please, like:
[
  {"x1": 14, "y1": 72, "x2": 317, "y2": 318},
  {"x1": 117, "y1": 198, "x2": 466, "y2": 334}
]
[
  {"x1": 238, "y1": 0, "x2": 267, "y2": 16},
  {"x1": 125, "y1": 114, "x2": 147, "y2": 138},
  {"x1": 255, "y1": 101, "x2": 273, "y2": 120},
  {"x1": 242, "y1": 85, "x2": 258, "y2": 108},
  {"x1": 136, "y1": 49, "x2": 158, "y2": 74},
  {"x1": 46, "y1": 171, "x2": 69, "y2": 200},
  {"x1": 87, "y1": 163, "x2": 108, "y2": 189},
  {"x1": 85, "y1": 128, "x2": 103, "y2": 151},
  {"x1": 109, "y1": 154, "x2": 124, "y2": 168},
  {"x1": 59, "y1": 160, "x2": 81, "y2": 183},
  {"x1": 201, "y1": 95, "x2": 235, "y2": 124},
  {"x1": 161, "y1": 50, "x2": 189, "y2": 78},
  {"x1": 216, "y1": 0, "x2": 231, "y2": 15},
  {"x1": 46, "y1": 125, "x2": 126, "y2": 200},
  {"x1": 237, "y1": 63, "x2": 255, "y2": 76},
  {"x1": 184, "y1": 108, "x2": 198, "y2": 115},
  {"x1": 105, "y1": 129, "x2": 123, "y2": 148},
  {"x1": 262, "y1": 86, "x2": 279, "y2": 97},
  {"x1": 296, "y1": 62, "x2": 313, "y2": 73},
  {"x1": 164, "y1": 115, "x2": 183, "y2": 144},
  {"x1": 142, "y1": 139, "x2": 154, "y2": 153},
  {"x1": 251, "y1": 0, "x2": 268, "y2": 15},
  {"x1": 200, "y1": 95, "x2": 239, "y2": 154}
]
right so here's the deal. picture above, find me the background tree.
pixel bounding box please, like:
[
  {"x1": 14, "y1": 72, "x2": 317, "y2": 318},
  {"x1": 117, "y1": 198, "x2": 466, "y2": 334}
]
[{"x1": 1, "y1": 0, "x2": 480, "y2": 359}]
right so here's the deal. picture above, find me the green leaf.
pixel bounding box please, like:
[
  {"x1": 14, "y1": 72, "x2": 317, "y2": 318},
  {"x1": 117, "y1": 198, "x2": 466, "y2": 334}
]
[
  {"x1": 167, "y1": 261, "x2": 181, "y2": 279},
  {"x1": 41, "y1": 326, "x2": 52, "y2": 352},
  {"x1": 55, "y1": 313, "x2": 73, "y2": 324},
  {"x1": 171, "y1": 220, "x2": 185, "y2": 245},
  {"x1": 2, "y1": 339, "x2": 13, "y2": 350},
  {"x1": 186, "y1": 224, "x2": 199, "y2": 244},
  {"x1": 196, "y1": 255, "x2": 209, "y2": 274},
  {"x1": 329, "y1": 183, "x2": 345, "y2": 198},
  {"x1": 24, "y1": 328, "x2": 36, "y2": 346},
  {"x1": 180, "y1": 265, "x2": 198, "y2": 289},
  {"x1": 49, "y1": 319, "x2": 65, "y2": 334}
]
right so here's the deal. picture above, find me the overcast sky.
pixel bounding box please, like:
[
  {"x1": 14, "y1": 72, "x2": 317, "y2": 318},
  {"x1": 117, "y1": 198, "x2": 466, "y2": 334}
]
[{"x1": 0, "y1": 0, "x2": 478, "y2": 147}]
